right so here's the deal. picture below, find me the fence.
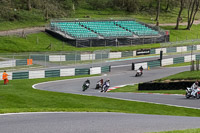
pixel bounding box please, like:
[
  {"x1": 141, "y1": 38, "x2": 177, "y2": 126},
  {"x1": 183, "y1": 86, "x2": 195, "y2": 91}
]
[{"x1": 0, "y1": 50, "x2": 111, "y2": 72}]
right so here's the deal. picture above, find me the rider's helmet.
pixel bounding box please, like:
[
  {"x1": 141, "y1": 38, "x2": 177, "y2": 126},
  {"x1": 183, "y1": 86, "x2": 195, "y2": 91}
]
[{"x1": 195, "y1": 80, "x2": 199, "y2": 85}]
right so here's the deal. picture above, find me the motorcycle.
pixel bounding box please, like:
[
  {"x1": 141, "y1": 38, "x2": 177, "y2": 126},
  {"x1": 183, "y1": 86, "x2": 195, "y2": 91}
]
[
  {"x1": 185, "y1": 87, "x2": 200, "y2": 99},
  {"x1": 82, "y1": 82, "x2": 90, "y2": 91},
  {"x1": 101, "y1": 81, "x2": 110, "y2": 92},
  {"x1": 95, "y1": 81, "x2": 102, "y2": 89},
  {"x1": 135, "y1": 69, "x2": 143, "y2": 77}
]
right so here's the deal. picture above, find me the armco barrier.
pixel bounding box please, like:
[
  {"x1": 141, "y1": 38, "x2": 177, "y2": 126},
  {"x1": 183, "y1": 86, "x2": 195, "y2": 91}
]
[
  {"x1": 49, "y1": 55, "x2": 66, "y2": 62},
  {"x1": 3, "y1": 66, "x2": 111, "y2": 80},
  {"x1": 173, "y1": 57, "x2": 184, "y2": 64},
  {"x1": 16, "y1": 59, "x2": 27, "y2": 66},
  {"x1": 12, "y1": 72, "x2": 29, "y2": 79},
  {"x1": 101, "y1": 66, "x2": 111, "y2": 73},
  {"x1": 196, "y1": 54, "x2": 200, "y2": 60},
  {"x1": 147, "y1": 60, "x2": 160, "y2": 68},
  {"x1": 95, "y1": 53, "x2": 109, "y2": 59},
  {"x1": 166, "y1": 47, "x2": 176, "y2": 53},
  {"x1": 29, "y1": 70, "x2": 45, "y2": 79},
  {"x1": 184, "y1": 55, "x2": 195, "y2": 62},
  {"x1": 90, "y1": 67, "x2": 101, "y2": 75},
  {"x1": 75, "y1": 68, "x2": 90, "y2": 75},
  {"x1": 66, "y1": 53, "x2": 80, "y2": 61},
  {"x1": 122, "y1": 51, "x2": 133, "y2": 57},
  {"x1": 109, "y1": 52, "x2": 122, "y2": 59},
  {"x1": 30, "y1": 55, "x2": 49, "y2": 61},
  {"x1": 81, "y1": 54, "x2": 95, "y2": 61},
  {"x1": 138, "y1": 81, "x2": 194, "y2": 90},
  {"x1": 161, "y1": 58, "x2": 173, "y2": 66},
  {"x1": 60, "y1": 68, "x2": 75, "y2": 77},
  {"x1": 45, "y1": 70, "x2": 60, "y2": 78},
  {"x1": 0, "y1": 60, "x2": 16, "y2": 68}
]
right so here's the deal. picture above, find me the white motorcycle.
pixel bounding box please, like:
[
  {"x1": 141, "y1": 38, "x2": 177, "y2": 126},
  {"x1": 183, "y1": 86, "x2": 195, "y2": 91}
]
[
  {"x1": 135, "y1": 69, "x2": 143, "y2": 77},
  {"x1": 186, "y1": 87, "x2": 200, "y2": 99},
  {"x1": 95, "y1": 81, "x2": 102, "y2": 89},
  {"x1": 101, "y1": 82, "x2": 110, "y2": 92}
]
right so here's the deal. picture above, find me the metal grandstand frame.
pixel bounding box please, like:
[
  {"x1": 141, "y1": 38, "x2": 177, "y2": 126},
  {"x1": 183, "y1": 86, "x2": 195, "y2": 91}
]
[{"x1": 46, "y1": 18, "x2": 170, "y2": 47}]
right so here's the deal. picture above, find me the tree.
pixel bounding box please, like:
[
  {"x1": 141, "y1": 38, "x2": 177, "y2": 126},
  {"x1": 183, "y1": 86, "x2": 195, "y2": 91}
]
[
  {"x1": 155, "y1": 0, "x2": 160, "y2": 26},
  {"x1": 27, "y1": 0, "x2": 31, "y2": 10},
  {"x1": 187, "y1": 0, "x2": 200, "y2": 30},
  {"x1": 175, "y1": 0, "x2": 185, "y2": 30}
]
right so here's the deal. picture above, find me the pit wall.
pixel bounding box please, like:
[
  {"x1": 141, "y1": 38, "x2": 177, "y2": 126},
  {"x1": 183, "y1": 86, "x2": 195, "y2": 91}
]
[{"x1": 0, "y1": 66, "x2": 111, "y2": 80}]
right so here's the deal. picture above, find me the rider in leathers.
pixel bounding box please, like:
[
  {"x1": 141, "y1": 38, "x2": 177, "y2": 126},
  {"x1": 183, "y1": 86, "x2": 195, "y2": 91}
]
[{"x1": 191, "y1": 81, "x2": 199, "y2": 97}]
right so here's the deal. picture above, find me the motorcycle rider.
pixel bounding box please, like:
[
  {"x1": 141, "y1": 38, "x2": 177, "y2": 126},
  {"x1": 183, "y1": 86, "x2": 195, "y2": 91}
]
[
  {"x1": 101, "y1": 79, "x2": 110, "y2": 92},
  {"x1": 139, "y1": 66, "x2": 143, "y2": 74},
  {"x1": 96, "y1": 79, "x2": 103, "y2": 89},
  {"x1": 82, "y1": 79, "x2": 90, "y2": 91},
  {"x1": 191, "y1": 80, "x2": 199, "y2": 97}
]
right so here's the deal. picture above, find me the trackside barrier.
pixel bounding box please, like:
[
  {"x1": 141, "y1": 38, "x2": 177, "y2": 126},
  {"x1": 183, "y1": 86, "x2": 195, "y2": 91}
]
[
  {"x1": 81, "y1": 54, "x2": 95, "y2": 61},
  {"x1": 0, "y1": 60, "x2": 16, "y2": 68},
  {"x1": 60, "y1": 68, "x2": 75, "y2": 77},
  {"x1": 109, "y1": 52, "x2": 122, "y2": 59},
  {"x1": 161, "y1": 58, "x2": 173, "y2": 66},
  {"x1": 4, "y1": 66, "x2": 110, "y2": 80},
  {"x1": 101, "y1": 66, "x2": 111, "y2": 73},
  {"x1": 132, "y1": 53, "x2": 200, "y2": 70},
  {"x1": 12, "y1": 72, "x2": 29, "y2": 79},
  {"x1": 29, "y1": 70, "x2": 45, "y2": 79},
  {"x1": 49, "y1": 55, "x2": 66, "y2": 62},
  {"x1": 75, "y1": 68, "x2": 90, "y2": 76},
  {"x1": 45, "y1": 70, "x2": 60, "y2": 78}
]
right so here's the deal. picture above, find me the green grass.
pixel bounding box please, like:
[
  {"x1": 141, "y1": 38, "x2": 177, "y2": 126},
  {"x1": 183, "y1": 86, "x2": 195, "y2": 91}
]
[
  {"x1": 109, "y1": 84, "x2": 185, "y2": 94},
  {"x1": 162, "y1": 25, "x2": 200, "y2": 42},
  {"x1": 157, "y1": 70, "x2": 200, "y2": 81},
  {"x1": 0, "y1": 9, "x2": 46, "y2": 31},
  {"x1": 150, "y1": 128, "x2": 200, "y2": 133},
  {"x1": 0, "y1": 32, "x2": 161, "y2": 53},
  {"x1": 1, "y1": 75, "x2": 200, "y2": 117},
  {"x1": 165, "y1": 62, "x2": 194, "y2": 67}
]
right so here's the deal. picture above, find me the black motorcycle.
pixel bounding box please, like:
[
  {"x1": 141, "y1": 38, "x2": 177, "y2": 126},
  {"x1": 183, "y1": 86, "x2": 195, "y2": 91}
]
[{"x1": 82, "y1": 82, "x2": 90, "y2": 91}]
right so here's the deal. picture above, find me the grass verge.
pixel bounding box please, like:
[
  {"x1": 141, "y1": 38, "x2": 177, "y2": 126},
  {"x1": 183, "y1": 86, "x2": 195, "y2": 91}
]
[
  {"x1": 0, "y1": 75, "x2": 200, "y2": 117},
  {"x1": 150, "y1": 128, "x2": 200, "y2": 133}
]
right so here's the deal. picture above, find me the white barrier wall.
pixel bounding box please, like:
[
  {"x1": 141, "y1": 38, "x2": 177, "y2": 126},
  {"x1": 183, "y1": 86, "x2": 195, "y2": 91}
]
[
  {"x1": 49, "y1": 55, "x2": 66, "y2": 62},
  {"x1": 0, "y1": 60, "x2": 16, "y2": 68},
  {"x1": 81, "y1": 54, "x2": 95, "y2": 61},
  {"x1": 60, "y1": 68, "x2": 75, "y2": 77},
  {"x1": 29, "y1": 70, "x2": 45, "y2": 79},
  {"x1": 0, "y1": 72, "x2": 13, "y2": 80},
  {"x1": 109, "y1": 52, "x2": 122, "y2": 59},
  {"x1": 135, "y1": 62, "x2": 148, "y2": 70},
  {"x1": 177, "y1": 46, "x2": 187, "y2": 52},
  {"x1": 155, "y1": 48, "x2": 167, "y2": 54},
  {"x1": 133, "y1": 51, "x2": 136, "y2": 56},
  {"x1": 90, "y1": 67, "x2": 101, "y2": 75},
  {"x1": 196, "y1": 45, "x2": 200, "y2": 50},
  {"x1": 184, "y1": 55, "x2": 196, "y2": 62},
  {"x1": 161, "y1": 58, "x2": 173, "y2": 66}
]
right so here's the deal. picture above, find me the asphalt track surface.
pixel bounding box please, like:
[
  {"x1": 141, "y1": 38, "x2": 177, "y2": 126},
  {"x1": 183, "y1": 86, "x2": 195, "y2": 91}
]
[
  {"x1": 3, "y1": 59, "x2": 200, "y2": 133},
  {"x1": 1, "y1": 112, "x2": 200, "y2": 133}
]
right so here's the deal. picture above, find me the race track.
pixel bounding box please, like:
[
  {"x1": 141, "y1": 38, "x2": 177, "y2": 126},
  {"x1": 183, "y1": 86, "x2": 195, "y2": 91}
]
[
  {"x1": 1, "y1": 112, "x2": 200, "y2": 133},
  {"x1": 3, "y1": 64, "x2": 200, "y2": 133}
]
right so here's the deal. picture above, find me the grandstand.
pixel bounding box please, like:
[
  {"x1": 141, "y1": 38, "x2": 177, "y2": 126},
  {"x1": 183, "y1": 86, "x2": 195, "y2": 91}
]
[{"x1": 46, "y1": 20, "x2": 169, "y2": 47}]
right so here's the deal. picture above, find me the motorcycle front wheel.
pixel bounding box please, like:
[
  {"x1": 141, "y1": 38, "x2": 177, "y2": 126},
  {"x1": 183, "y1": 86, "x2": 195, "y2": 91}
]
[{"x1": 185, "y1": 92, "x2": 190, "y2": 99}]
